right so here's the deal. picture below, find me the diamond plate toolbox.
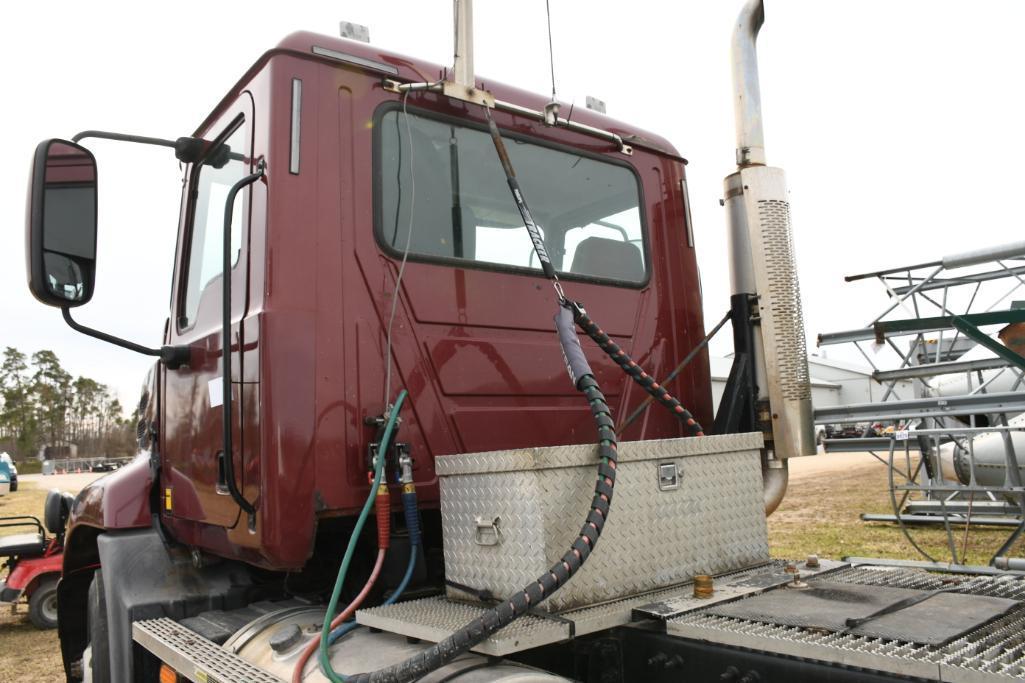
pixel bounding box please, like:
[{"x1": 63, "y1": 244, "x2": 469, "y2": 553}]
[{"x1": 437, "y1": 433, "x2": 767, "y2": 612}]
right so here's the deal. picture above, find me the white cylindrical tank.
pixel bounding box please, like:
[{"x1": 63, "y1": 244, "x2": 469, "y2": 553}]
[
  {"x1": 928, "y1": 347, "x2": 1020, "y2": 398},
  {"x1": 939, "y1": 413, "x2": 1025, "y2": 488},
  {"x1": 228, "y1": 607, "x2": 570, "y2": 683}
]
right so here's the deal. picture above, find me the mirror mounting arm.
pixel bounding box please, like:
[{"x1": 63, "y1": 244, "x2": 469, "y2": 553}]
[
  {"x1": 61, "y1": 307, "x2": 191, "y2": 369},
  {"x1": 72, "y1": 130, "x2": 209, "y2": 164}
]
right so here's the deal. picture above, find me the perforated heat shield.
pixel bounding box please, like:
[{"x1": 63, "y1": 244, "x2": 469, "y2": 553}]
[{"x1": 741, "y1": 165, "x2": 815, "y2": 458}]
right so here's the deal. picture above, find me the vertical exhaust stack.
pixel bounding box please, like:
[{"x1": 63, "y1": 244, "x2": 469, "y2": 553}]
[{"x1": 724, "y1": 0, "x2": 816, "y2": 473}]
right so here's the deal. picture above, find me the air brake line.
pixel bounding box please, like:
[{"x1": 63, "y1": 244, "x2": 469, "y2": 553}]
[
  {"x1": 341, "y1": 103, "x2": 702, "y2": 683},
  {"x1": 571, "y1": 303, "x2": 705, "y2": 437},
  {"x1": 307, "y1": 392, "x2": 405, "y2": 683}
]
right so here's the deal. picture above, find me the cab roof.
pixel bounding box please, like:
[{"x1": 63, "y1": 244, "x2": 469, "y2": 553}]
[{"x1": 200, "y1": 30, "x2": 686, "y2": 163}]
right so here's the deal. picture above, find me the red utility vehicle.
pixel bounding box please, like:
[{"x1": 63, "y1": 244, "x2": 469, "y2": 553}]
[{"x1": 0, "y1": 490, "x2": 74, "y2": 629}]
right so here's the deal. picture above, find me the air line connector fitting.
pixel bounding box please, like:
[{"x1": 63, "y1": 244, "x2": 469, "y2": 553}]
[
  {"x1": 365, "y1": 407, "x2": 403, "y2": 471},
  {"x1": 398, "y1": 450, "x2": 415, "y2": 486},
  {"x1": 397, "y1": 448, "x2": 420, "y2": 547}
]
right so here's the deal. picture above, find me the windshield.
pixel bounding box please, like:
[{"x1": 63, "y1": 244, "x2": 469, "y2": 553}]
[{"x1": 377, "y1": 108, "x2": 646, "y2": 284}]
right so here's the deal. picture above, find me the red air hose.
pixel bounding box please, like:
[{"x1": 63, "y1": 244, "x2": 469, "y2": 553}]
[
  {"x1": 292, "y1": 486, "x2": 391, "y2": 683},
  {"x1": 375, "y1": 482, "x2": 392, "y2": 550}
]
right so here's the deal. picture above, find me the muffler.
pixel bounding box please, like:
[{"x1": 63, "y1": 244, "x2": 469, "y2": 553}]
[{"x1": 725, "y1": 0, "x2": 816, "y2": 467}]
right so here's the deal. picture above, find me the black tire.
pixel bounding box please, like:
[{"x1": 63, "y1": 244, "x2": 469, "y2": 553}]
[
  {"x1": 28, "y1": 577, "x2": 59, "y2": 629},
  {"x1": 87, "y1": 570, "x2": 111, "y2": 683},
  {"x1": 10, "y1": 478, "x2": 17, "y2": 492}
]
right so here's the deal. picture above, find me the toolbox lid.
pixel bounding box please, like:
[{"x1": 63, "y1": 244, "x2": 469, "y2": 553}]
[{"x1": 436, "y1": 433, "x2": 764, "y2": 476}]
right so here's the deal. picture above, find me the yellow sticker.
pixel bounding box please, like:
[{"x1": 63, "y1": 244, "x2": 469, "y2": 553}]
[
  {"x1": 196, "y1": 671, "x2": 207, "y2": 683},
  {"x1": 164, "y1": 488, "x2": 172, "y2": 512}
]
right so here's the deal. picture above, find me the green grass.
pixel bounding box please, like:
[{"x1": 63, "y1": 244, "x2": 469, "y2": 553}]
[
  {"x1": 0, "y1": 485, "x2": 49, "y2": 538},
  {"x1": 768, "y1": 455, "x2": 1025, "y2": 565},
  {"x1": 15, "y1": 460, "x2": 42, "y2": 475}
]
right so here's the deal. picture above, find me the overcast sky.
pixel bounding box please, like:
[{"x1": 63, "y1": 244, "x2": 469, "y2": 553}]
[{"x1": 2, "y1": 1, "x2": 1023, "y2": 410}]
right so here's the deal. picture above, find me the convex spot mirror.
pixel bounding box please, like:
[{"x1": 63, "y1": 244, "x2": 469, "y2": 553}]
[{"x1": 27, "y1": 139, "x2": 98, "y2": 307}]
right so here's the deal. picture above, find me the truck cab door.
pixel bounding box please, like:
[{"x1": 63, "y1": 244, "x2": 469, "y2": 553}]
[{"x1": 162, "y1": 100, "x2": 255, "y2": 528}]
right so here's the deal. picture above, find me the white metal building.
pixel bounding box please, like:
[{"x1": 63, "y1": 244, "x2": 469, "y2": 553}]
[{"x1": 709, "y1": 354, "x2": 913, "y2": 417}]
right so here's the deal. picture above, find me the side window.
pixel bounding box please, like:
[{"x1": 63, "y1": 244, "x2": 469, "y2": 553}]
[
  {"x1": 180, "y1": 119, "x2": 249, "y2": 328},
  {"x1": 377, "y1": 109, "x2": 646, "y2": 285}
]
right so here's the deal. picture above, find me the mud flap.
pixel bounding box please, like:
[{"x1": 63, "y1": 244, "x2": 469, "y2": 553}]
[{"x1": 95, "y1": 528, "x2": 253, "y2": 679}]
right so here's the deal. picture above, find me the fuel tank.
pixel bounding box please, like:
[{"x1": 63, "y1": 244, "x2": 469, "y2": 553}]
[{"x1": 226, "y1": 606, "x2": 569, "y2": 682}]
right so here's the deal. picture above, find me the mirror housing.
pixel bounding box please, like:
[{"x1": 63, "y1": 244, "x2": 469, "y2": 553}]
[{"x1": 26, "y1": 139, "x2": 98, "y2": 307}]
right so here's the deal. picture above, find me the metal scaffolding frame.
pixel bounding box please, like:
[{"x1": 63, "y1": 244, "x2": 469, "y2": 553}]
[{"x1": 815, "y1": 241, "x2": 1025, "y2": 566}]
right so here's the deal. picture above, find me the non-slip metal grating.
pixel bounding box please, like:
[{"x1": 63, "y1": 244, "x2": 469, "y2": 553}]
[
  {"x1": 358, "y1": 579, "x2": 715, "y2": 657},
  {"x1": 825, "y1": 566, "x2": 1025, "y2": 599},
  {"x1": 133, "y1": 617, "x2": 283, "y2": 683},
  {"x1": 668, "y1": 566, "x2": 1025, "y2": 682}
]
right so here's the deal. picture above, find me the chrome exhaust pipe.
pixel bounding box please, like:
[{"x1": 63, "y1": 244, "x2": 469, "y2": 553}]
[
  {"x1": 763, "y1": 460, "x2": 789, "y2": 516},
  {"x1": 732, "y1": 0, "x2": 767, "y2": 167},
  {"x1": 724, "y1": 0, "x2": 816, "y2": 482}
]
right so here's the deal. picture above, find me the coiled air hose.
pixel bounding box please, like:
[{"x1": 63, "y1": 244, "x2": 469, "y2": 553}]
[{"x1": 568, "y1": 301, "x2": 705, "y2": 436}]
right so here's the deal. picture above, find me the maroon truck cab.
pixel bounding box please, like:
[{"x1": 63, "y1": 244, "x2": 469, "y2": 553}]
[{"x1": 63, "y1": 31, "x2": 711, "y2": 574}]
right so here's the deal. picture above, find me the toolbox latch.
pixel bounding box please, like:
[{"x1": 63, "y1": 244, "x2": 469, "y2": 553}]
[
  {"x1": 474, "y1": 516, "x2": 503, "y2": 546},
  {"x1": 658, "y1": 462, "x2": 680, "y2": 491}
]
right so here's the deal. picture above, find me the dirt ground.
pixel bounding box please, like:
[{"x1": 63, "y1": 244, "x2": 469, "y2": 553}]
[
  {"x1": 1, "y1": 455, "x2": 1023, "y2": 682},
  {"x1": 21, "y1": 471, "x2": 114, "y2": 493}
]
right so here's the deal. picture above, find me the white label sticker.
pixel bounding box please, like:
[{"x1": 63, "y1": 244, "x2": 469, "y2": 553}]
[
  {"x1": 208, "y1": 378, "x2": 224, "y2": 408},
  {"x1": 896, "y1": 430, "x2": 910, "y2": 441}
]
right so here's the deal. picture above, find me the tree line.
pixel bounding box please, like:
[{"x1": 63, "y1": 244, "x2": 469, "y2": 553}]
[{"x1": 0, "y1": 347, "x2": 135, "y2": 461}]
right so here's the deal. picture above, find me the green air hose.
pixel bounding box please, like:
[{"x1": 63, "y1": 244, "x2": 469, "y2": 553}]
[{"x1": 318, "y1": 390, "x2": 408, "y2": 683}]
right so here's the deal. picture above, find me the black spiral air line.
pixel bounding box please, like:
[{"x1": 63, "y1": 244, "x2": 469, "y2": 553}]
[
  {"x1": 568, "y1": 302, "x2": 705, "y2": 437},
  {"x1": 348, "y1": 368, "x2": 618, "y2": 683}
]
